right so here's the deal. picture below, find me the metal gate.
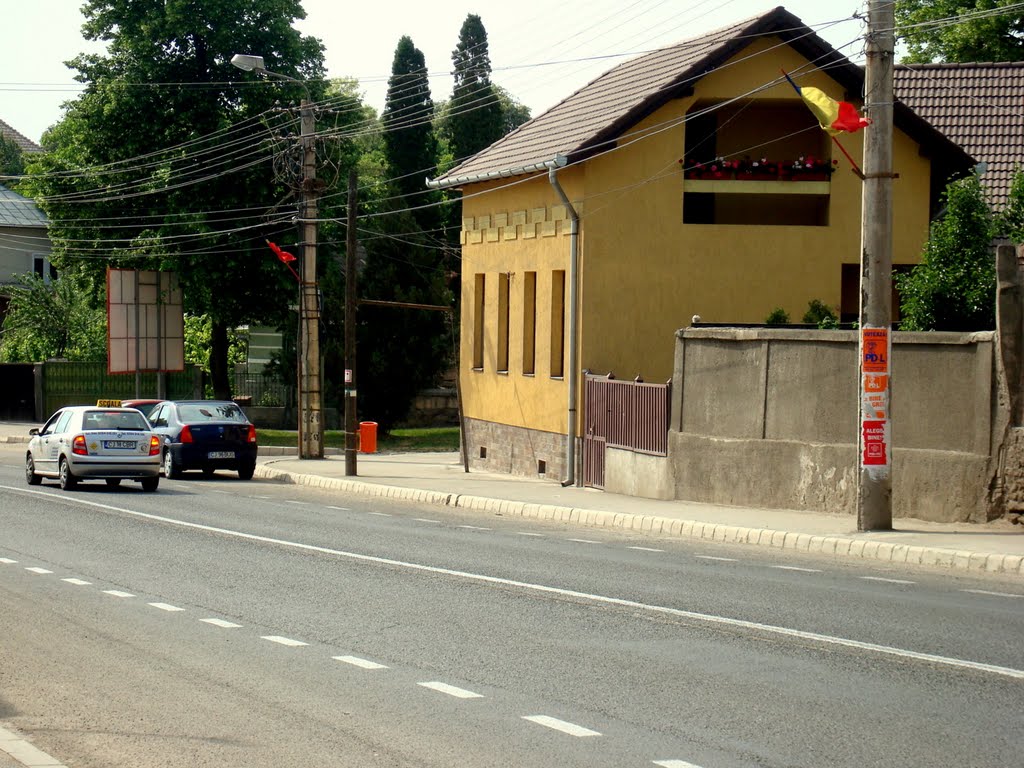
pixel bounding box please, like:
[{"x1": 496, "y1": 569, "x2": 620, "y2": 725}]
[
  {"x1": 0, "y1": 364, "x2": 36, "y2": 421},
  {"x1": 583, "y1": 373, "x2": 670, "y2": 489}
]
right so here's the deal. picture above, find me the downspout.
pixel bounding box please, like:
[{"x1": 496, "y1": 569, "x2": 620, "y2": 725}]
[{"x1": 546, "y1": 155, "x2": 580, "y2": 487}]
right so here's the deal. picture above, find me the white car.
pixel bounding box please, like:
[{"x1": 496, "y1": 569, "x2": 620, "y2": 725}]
[{"x1": 26, "y1": 406, "x2": 162, "y2": 492}]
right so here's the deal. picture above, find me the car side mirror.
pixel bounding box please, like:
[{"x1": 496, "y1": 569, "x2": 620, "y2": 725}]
[{"x1": 29, "y1": 428, "x2": 39, "y2": 436}]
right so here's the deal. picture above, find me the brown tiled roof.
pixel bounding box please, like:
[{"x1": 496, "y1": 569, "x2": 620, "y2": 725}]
[
  {"x1": 431, "y1": 6, "x2": 973, "y2": 190},
  {"x1": 0, "y1": 118, "x2": 42, "y2": 154},
  {"x1": 894, "y1": 62, "x2": 1024, "y2": 208}
]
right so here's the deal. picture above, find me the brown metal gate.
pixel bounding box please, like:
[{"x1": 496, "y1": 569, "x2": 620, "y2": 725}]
[{"x1": 583, "y1": 373, "x2": 670, "y2": 489}]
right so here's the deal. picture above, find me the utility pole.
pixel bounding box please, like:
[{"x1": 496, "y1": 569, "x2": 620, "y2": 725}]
[
  {"x1": 345, "y1": 170, "x2": 358, "y2": 476},
  {"x1": 298, "y1": 98, "x2": 324, "y2": 459},
  {"x1": 857, "y1": 0, "x2": 895, "y2": 530}
]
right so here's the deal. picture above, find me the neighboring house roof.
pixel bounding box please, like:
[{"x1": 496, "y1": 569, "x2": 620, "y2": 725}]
[
  {"x1": 0, "y1": 118, "x2": 42, "y2": 154},
  {"x1": 431, "y1": 6, "x2": 973, "y2": 190},
  {"x1": 0, "y1": 184, "x2": 48, "y2": 228},
  {"x1": 894, "y1": 62, "x2": 1024, "y2": 208}
]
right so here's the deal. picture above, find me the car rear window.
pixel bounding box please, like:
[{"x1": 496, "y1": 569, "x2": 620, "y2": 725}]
[
  {"x1": 83, "y1": 410, "x2": 149, "y2": 431},
  {"x1": 178, "y1": 403, "x2": 247, "y2": 423}
]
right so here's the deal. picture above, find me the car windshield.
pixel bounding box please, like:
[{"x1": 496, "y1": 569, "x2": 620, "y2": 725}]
[
  {"x1": 129, "y1": 402, "x2": 158, "y2": 418},
  {"x1": 82, "y1": 410, "x2": 149, "y2": 431},
  {"x1": 178, "y1": 403, "x2": 247, "y2": 423}
]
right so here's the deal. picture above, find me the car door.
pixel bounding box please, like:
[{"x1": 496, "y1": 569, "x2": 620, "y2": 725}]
[
  {"x1": 148, "y1": 404, "x2": 171, "y2": 446},
  {"x1": 38, "y1": 409, "x2": 73, "y2": 475}
]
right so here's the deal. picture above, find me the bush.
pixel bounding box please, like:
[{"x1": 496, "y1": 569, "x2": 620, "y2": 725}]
[
  {"x1": 803, "y1": 299, "x2": 838, "y2": 328},
  {"x1": 765, "y1": 307, "x2": 789, "y2": 325}
]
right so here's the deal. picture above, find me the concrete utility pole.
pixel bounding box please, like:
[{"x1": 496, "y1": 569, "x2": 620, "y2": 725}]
[
  {"x1": 857, "y1": 0, "x2": 895, "y2": 531},
  {"x1": 345, "y1": 170, "x2": 358, "y2": 476},
  {"x1": 298, "y1": 98, "x2": 324, "y2": 460}
]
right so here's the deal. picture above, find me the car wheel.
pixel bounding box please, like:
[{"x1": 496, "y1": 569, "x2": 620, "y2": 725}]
[
  {"x1": 237, "y1": 461, "x2": 256, "y2": 481},
  {"x1": 163, "y1": 449, "x2": 181, "y2": 479},
  {"x1": 140, "y1": 476, "x2": 159, "y2": 492},
  {"x1": 105, "y1": 478, "x2": 122, "y2": 487},
  {"x1": 59, "y1": 457, "x2": 78, "y2": 490},
  {"x1": 25, "y1": 454, "x2": 41, "y2": 486}
]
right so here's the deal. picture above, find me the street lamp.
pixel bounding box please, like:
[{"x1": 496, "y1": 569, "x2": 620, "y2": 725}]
[{"x1": 231, "y1": 53, "x2": 323, "y2": 460}]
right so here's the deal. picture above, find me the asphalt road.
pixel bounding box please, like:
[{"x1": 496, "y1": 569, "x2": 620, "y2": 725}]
[{"x1": 1, "y1": 446, "x2": 1022, "y2": 767}]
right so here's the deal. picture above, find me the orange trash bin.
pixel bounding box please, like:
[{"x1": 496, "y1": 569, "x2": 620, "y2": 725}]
[{"x1": 359, "y1": 421, "x2": 378, "y2": 453}]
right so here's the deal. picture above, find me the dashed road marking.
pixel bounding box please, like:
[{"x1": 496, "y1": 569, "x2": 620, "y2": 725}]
[
  {"x1": 695, "y1": 555, "x2": 736, "y2": 562},
  {"x1": 861, "y1": 576, "x2": 916, "y2": 585},
  {"x1": 149, "y1": 602, "x2": 185, "y2": 612},
  {"x1": 522, "y1": 715, "x2": 601, "y2": 737},
  {"x1": 62, "y1": 578, "x2": 91, "y2": 586},
  {"x1": 961, "y1": 589, "x2": 1023, "y2": 598},
  {"x1": 0, "y1": 725, "x2": 68, "y2": 768},
  {"x1": 516, "y1": 532, "x2": 544, "y2": 537},
  {"x1": 369, "y1": 512, "x2": 392, "y2": 517},
  {"x1": 629, "y1": 546, "x2": 665, "y2": 552},
  {"x1": 285, "y1": 500, "x2": 306, "y2": 505},
  {"x1": 457, "y1": 525, "x2": 491, "y2": 530},
  {"x1": 25, "y1": 567, "x2": 53, "y2": 574},
  {"x1": 201, "y1": 618, "x2": 242, "y2": 628},
  {"x1": 0, "y1": 558, "x2": 17, "y2": 564},
  {"x1": 326, "y1": 505, "x2": 349, "y2": 511},
  {"x1": 103, "y1": 590, "x2": 135, "y2": 598},
  {"x1": 567, "y1": 538, "x2": 601, "y2": 544},
  {"x1": 653, "y1": 760, "x2": 704, "y2": 768},
  {"x1": 333, "y1": 655, "x2": 388, "y2": 670},
  {"x1": 770, "y1": 565, "x2": 821, "y2": 573},
  {"x1": 262, "y1": 635, "x2": 308, "y2": 647},
  {"x1": 418, "y1": 681, "x2": 484, "y2": 699},
  {"x1": 414, "y1": 518, "x2": 441, "y2": 524}
]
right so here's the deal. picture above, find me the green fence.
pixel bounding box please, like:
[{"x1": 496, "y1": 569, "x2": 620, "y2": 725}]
[
  {"x1": 230, "y1": 367, "x2": 291, "y2": 408},
  {"x1": 41, "y1": 362, "x2": 202, "y2": 418}
]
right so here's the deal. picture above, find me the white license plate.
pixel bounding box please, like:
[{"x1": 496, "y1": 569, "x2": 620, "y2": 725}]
[
  {"x1": 104, "y1": 440, "x2": 136, "y2": 449},
  {"x1": 208, "y1": 451, "x2": 235, "y2": 459}
]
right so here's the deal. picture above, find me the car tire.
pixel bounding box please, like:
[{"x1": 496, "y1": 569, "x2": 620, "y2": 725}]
[
  {"x1": 140, "y1": 476, "x2": 159, "y2": 492},
  {"x1": 105, "y1": 478, "x2": 122, "y2": 487},
  {"x1": 59, "y1": 457, "x2": 78, "y2": 490},
  {"x1": 237, "y1": 461, "x2": 256, "y2": 481},
  {"x1": 163, "y1": 449, "x2": 181, "y2": 479},
  {"x1": 25, "y1": 454, "x2": 41, "y2": 486}
]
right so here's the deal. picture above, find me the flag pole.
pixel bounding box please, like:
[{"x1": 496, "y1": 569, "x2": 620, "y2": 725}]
[{"x1": 832, "y1": 135, "x2": 866, "y2": 180}]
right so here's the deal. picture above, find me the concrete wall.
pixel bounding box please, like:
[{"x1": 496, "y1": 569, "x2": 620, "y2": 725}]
[{"x1": 668, "y1": 328, "x2": 1001, "y2": 522}]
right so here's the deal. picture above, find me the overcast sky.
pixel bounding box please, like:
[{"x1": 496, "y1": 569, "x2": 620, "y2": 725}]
[{"x1": 2, "y1": 0, "x2": 869, "y2": 144}]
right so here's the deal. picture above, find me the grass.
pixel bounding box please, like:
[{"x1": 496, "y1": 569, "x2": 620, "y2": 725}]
[{"x1": 257, "y1": 426, "x2": 460, "y2": 452}]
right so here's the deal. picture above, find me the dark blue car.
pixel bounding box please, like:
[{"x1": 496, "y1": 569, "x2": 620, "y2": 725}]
[{"x1": 148, "y1": 400, "x2": 258, "y2": 480}]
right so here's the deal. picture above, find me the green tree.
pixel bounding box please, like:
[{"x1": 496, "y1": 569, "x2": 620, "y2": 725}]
[
  {"x1": 0, "y1": 136, "x2": 26, "y2": 187},
  {"x1": 803, "y1": 299, "x2": 838, "y2": 328},
  {"x1": 0, "y1": 273, "x2": 107, "y2": 362},
  {"x1": 896, "y1": 0, "x2": 1024, "y2": 62},
  {"x1": 896, "y1": 173, "x2": 996, "y2": 330},
  {"x1": 23, "y1": 0, "x2": 326, "y2": 399},
  {"x1": 998, "y1": 166, "x2": 1024, "y2": 241},
  {"x1": 446, "y1": 14, "x2": 504, "y2": 164}
]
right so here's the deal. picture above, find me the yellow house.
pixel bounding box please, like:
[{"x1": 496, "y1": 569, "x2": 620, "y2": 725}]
[{"x1": 428, "y1": 7, "x2": 973, "y2": 485}]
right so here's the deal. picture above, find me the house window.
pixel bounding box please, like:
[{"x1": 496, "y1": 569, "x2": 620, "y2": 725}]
[
  {"x1": 497, "y1": 272, "x2": 510, "y2": 373},
  {"x1": 473, "y1": 273, "x2": 485, "y2": 370},
  {"x1": 550, "y1": 270, "x2": 565, "y2": 378},
  {"x1": 33, "y1": 255, "x2": 57, "y2": 284},
  {"x1": 523, "y1": 271, "x2": 536, "y2": 375}
]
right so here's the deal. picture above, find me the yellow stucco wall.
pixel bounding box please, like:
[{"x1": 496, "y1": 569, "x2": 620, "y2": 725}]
[{"x1": 458, "y1": 36, "x2": 935, "y2": 435}]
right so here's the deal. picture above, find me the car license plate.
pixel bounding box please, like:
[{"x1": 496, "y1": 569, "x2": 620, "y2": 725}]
[
  {"x1": 104, "y1": 440, "x2": 136, "y2": 449},
  {"x1": 208, "y1": 451, "x2": 235, "y2": 459}
]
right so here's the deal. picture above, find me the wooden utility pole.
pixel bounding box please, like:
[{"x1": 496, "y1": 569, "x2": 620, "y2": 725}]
[
  {"x1": 299, "y1": 98, "x2": 324, "y2": 459},
  {"x1": 345, "y1": 170, "x2": 358, "y2": 476},
  {"x1": 857, "y1": 0, "x2": 895, "y2": 530}
]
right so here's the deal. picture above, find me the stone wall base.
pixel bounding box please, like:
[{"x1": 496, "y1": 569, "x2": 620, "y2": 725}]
[{"x1": 462, "y1": 417, "x2": 569, "y2": 482}]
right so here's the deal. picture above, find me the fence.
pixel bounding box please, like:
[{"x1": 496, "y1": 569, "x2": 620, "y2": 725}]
[
  {"x1": 230, "y1": 367, "x2": 291, "y2": 408},
  {"x1": 40, "y1": 361, "x2": 201, "y2": 419}
]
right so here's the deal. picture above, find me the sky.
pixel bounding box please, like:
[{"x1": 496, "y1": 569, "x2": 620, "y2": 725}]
[{"x1": 1, "y1": 0, "x2": 870, "y2": 145}]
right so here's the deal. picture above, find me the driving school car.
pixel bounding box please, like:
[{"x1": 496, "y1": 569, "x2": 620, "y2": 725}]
[{"x1": 26, "y1": 406, "x2": 162, "y2": 491}]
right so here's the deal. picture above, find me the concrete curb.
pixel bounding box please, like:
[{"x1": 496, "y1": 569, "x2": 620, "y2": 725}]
[
  {"x1": 0, "y1": 436, "x2": 29, "y2": 444},
  {"x1": 253, "y1": 465, "x2": 1024, "y2": 579}
]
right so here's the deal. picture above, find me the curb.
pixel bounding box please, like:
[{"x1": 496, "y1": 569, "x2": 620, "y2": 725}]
[
  {"x1": 253, "y1": 465, "x2": 1024, "y2": 579},
  {"x1": 0, "y1": 437, "x2": 29, "y2": 444},
  {"x1": 0, "y1": 725, "x2": 68, "y2": 768}
]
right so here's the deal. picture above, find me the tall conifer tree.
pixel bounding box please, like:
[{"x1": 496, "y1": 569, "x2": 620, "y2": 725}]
[{"x1": 447, "y1": 14, "x2": 504, "y2": 163}]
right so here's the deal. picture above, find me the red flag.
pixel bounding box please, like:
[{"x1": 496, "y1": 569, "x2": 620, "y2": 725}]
[{"x1": 266, "y1": 240, "x2": 296, "y2": 264}]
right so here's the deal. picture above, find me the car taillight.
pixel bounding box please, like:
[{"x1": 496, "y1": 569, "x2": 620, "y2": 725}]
[
  {"x1": 72, "y1": 435, "x2": 88, "y2": 456},
  {"x1": 149, "y1": 436, "x2": 161, "y2": 456},
  {"x1": 180, "y1": 425, "x2": 193, "y2": 444},
  {"x1": 247, "y1": 424, "x2": 257, "y2": 444}
]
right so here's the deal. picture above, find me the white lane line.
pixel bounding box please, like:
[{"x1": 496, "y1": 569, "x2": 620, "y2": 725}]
[
  {"x1": 285, "y1": 500, "x2": 307, "y2": 505},
  {"x1": 414, "y1": 518, "x2": 441, "y2": 524},
  {"x1": 769, "y1": 565, "x2": 821, "y2": 573},
  {"x1": 103, "y1": 590, "x2": 134, "y2": 598},
  {"x1": 252, "y1": 495, "x2": 271, "y2": 499},
  {"x1": 0, "y1": 724, "x2": 68, "y2": 768},
  {"x1": 457, "y1": 525, "x2": 492, "y2": 530},
  {"x1": 0, "y1": 558, "x2": 17, "y2": 564},
  {"x1": 629, "y1": 546, "x2": 665, "y2": 552},
  {"x1": 10, "y1": 485, "x2": 1023, "y2": 681},
  {"x1": 961, "y1": 589, "x2": 1024, "y2": 598},
  {"x1": 695, "y1": 555, "x2": 736, "y2": 562},
  {"x1": 516, "y1": 532, "x2": 545, "y2": 537},
  {"x1": 568, "y1": 538, "x2": 601, "y2": 544},
  {"x1": 149, "y1": 602, "x2": 185, "y2": 612},
  {"x1": 62, "y1": 578, "x2": 92, "y2": 586},
  {"x1": 369, "y1": 512, "x2": 392, "y2": 517},
  {"x1": 861, "y1": 576, "x2": 916, "y2": 585},
  {"x1": 418, "y1": 681, "x2": 484, "y2": 699},
  {"x1": 25, "y1": 566, "x2": 53, "y2": 574},
  {"x1": 261, "y1": 635, "x2": 308, "y2": 647},
  {"x1": 201, "y1": 618, "x2": 242, "y2": 628},
  {"x1": 333, "y1": 655, "x2": 389, "y2": 670},
  {"x1": 522, "y1": 715, "x2": 601, "y2": 737},
  {"x1": 207, "y1": 490, "x2": 230, "y2": 495},
  {"x1": 653, "y1": 760, "x2": 704, "y2": 768},
  {"x1": 326, "y1": 506, "x2": 349, "y2": 511}
]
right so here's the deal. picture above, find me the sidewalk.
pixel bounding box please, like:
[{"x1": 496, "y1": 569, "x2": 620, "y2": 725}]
[{"x1": 3, "y1": 421, "x2": 1023, "y2": 578}]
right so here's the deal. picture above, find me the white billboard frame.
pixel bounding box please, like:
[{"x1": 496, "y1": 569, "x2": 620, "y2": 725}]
[{"x1": 107, "y1": 268, "x2": 185, "y2": 374}]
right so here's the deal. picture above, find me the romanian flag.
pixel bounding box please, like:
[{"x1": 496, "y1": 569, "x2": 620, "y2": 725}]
[
  {"x1": 783, "y1": 71, "x2": 872, "y2": 135},
  {"x1": 266, "y1": 240, "x2": 296, "y2": 264}
]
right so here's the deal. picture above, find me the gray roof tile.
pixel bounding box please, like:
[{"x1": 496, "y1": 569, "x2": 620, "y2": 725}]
[{"x1": 0, "y1": 184, "x2": 48, "y2": 228}]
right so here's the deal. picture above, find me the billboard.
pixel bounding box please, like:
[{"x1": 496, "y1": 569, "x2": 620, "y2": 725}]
[{"x1": 107, "y1": 269, "x2": 185, "y2": 374}]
